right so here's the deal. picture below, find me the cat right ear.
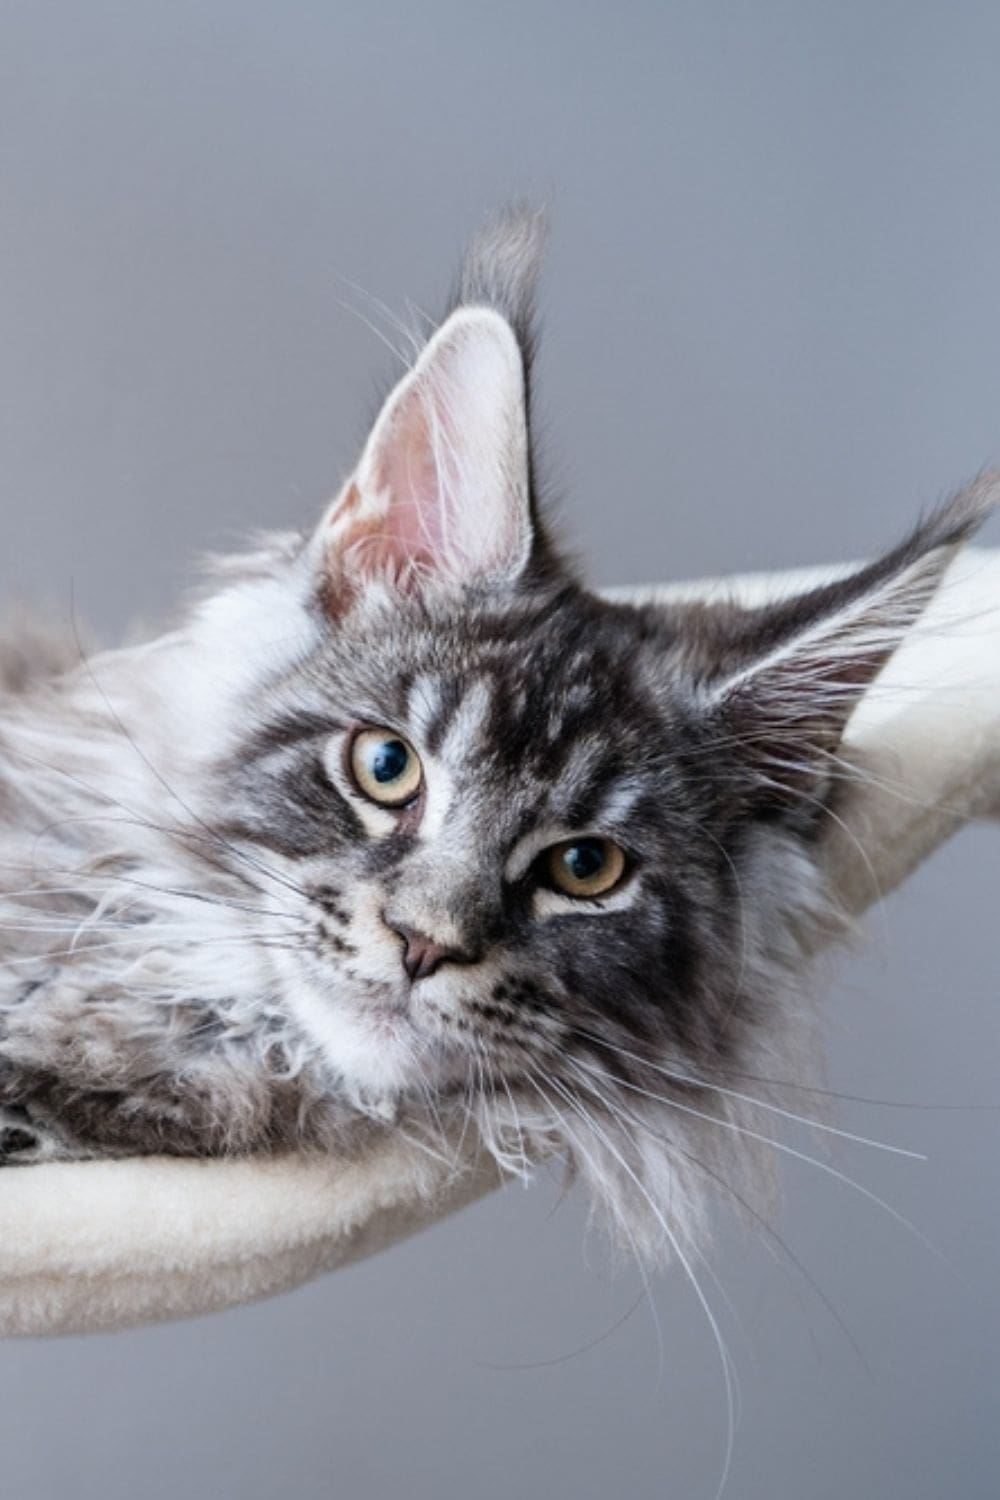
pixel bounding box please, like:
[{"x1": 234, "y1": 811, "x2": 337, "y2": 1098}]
[
  {"x1": 311, "y1": 205, "x2": 548, "y2": 616},
  {"x1": 312, "y1": 309, "x2": 538, "y2": 619}
]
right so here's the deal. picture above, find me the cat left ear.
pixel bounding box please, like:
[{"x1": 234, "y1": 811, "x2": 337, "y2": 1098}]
[
  {"x1": 696, "y1": 478, "x2": 996, "y2": 807},
  {"x1": 315, "y1": 307, "x2": 532, "y2": 612}
]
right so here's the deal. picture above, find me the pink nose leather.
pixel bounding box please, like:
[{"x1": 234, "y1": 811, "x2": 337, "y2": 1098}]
[
  {"x1": 395, "y1": 927, "x2": 467, "y2": 982},
  {"x1": 405, "y1": 937, "x2": 448, "y2": 981}
]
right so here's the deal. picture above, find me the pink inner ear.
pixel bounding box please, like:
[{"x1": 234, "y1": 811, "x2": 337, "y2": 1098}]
[
  {"x1": 372, "y1": 400, "x2": 451, "y2": 567},
  {"x1": 321, "y1": 308, "x2": 530, "y2": 607},
  {"x1": 326, "y1": 402, "x2": 450, "y2": 601}
]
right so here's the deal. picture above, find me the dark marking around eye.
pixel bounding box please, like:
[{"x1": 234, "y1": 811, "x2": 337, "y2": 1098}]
[{"x1": 242, "y1": 710, "x2": 344, "y2": 761}]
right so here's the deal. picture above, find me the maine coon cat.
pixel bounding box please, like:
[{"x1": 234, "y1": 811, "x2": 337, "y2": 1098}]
[{"x1": 0, "y1": 208, "x2": 992, "y2": 1262}]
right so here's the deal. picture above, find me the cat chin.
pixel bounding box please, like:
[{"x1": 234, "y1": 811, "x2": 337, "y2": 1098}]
[
  {"x1": 278, "y1": 969, "x2": 412, "y2": 1095},
  {"x1": 274, "y1": 953, "x2": 467, "y2": 1106}
]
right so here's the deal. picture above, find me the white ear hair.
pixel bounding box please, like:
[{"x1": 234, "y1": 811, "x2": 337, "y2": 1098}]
[
  {"x1": 689, "y1": 475, "x2": 999, "y2": 799},
  {"x1": 317, "y1": 307, "x2": 532, "y2": 607}
]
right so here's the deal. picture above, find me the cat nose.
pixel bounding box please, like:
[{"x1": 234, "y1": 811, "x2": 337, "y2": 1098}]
[{"x1": 390, "y1": 923, "x2": 473, "y2": 982}]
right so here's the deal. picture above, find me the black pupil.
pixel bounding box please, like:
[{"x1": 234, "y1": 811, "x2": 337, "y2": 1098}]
[
  {"x1": 372, "y1": 739, "x2": 409, "y2": 784},
  {"x1": 565, "y1": 840, "x2": 606, "y2": 882}
]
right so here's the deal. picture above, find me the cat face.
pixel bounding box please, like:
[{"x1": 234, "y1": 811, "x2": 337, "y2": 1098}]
[{"x1": 221, "y1": 576, "x2": 749, "y2": 1115}]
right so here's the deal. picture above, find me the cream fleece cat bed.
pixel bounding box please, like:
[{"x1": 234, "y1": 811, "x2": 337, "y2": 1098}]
[{"x1": 1, "y1": 547, "x2": 997, "y2": 1338}]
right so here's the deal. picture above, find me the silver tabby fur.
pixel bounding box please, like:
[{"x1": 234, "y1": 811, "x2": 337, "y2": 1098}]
[{"x1": 0, "y1": 208, "x2": 992, "y2": 1262}]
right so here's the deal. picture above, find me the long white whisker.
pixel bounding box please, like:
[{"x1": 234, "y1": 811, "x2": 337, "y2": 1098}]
[
  {"x1": 562, "y1": 1056, "x2": 873, "y2": 1377},
  {"x1": 569, "y1": 1026, "x2": 925, "y2": 1159},
  {"x1": 573, "y1": 1055, "x2": 951, "y2": 1271},
  {"x1": 533, "y1": 1070, "x2": 738, "y2": 1500},
  {"x1": 526, "y1": 1070, "x2": 667, "y2": 1391}
]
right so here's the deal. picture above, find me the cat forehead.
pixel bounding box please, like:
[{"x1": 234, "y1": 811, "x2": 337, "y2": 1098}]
[
  {"x1": 370, "y1": 624, "x2": 608, "y2": 729},
  {"x1": 330, "y1": 590, "x2": 655, "y2": 707}
]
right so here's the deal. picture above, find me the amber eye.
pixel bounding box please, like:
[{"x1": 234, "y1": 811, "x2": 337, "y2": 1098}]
[
  {"x1": 349, "y1": 728, "x2": 423, "y2": 807},
  {"x1": 546, "y1": 837, "x2": 627, "y2": 899}
]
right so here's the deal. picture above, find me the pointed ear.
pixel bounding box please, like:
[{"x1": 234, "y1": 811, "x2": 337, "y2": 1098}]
[
  {"x1": 697, "y1": 478, "x2": 996, "y2": 808},
  {"x1": 315, "y1": 307, "x2": 532, "y2": 613}
]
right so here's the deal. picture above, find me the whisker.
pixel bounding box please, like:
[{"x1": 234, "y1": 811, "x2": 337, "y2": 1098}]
[
  {"x1": 573, "y1": 1055, "x2": 953, "y2": 1274},
  {"x1": 533, "y1": 1070, "x2": 738, "y2": 1500},
  {"x1": 0, "y1": 929, "x2": 300, "y2": 969},
  {"x1": 569, "y1": 1026, "x2": 925, "y2": 1159},
  {"x1": 525, "y1": 1070, "x2": 667, "y2": 1391},
  {"x1": 562, "y1": 1056, "x2": 873, "y2": 1378},
  {"x1": 702, "y1": 1064, "x2": 1000, "y2": 1114},
  {"x1": 4, "y1": 741, "x2": 303, "y2": 911},
  {"x1": 476, "y1": 1288, "x2": 647, "y2": 1372}
]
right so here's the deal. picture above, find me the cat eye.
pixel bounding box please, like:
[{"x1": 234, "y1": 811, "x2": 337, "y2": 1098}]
[
  {"x1": 545, "y1": 837, "x2": 627, "y2": 899},
  {"x1": 349, "y1": 728, "x2": 423, "y2": 807}
]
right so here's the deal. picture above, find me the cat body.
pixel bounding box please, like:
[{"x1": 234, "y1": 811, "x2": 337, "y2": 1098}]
[{"x1": 0, "y1": 210, "x2": 992, "y2": 1257}]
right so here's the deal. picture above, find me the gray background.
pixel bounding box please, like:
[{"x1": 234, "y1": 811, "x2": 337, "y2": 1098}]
[{"x1": 1, "y1": 3, "x2": 998, "y2": 1497}]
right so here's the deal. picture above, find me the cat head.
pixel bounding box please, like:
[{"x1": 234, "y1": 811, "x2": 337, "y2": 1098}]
[{"x1": 204, "y1": 208, "x2": 992, "y2": 1258}]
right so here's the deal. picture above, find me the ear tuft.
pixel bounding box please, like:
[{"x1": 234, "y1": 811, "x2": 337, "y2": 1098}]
[{"x1": 451, "y1": 202, "x2": 548, "y2": 353}]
